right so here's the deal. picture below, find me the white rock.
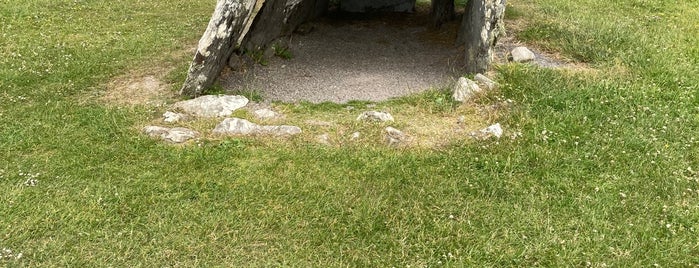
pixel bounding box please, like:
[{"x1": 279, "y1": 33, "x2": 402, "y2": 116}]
[
  {"x1": 385, "y1": 126, "x2": 406, "y2": 145},
  {"x1": 316, "y1": 133, "x2": 331, "y2": 145},
  {"x1": 163, "y1": 111, "x2": 187, "y2": 123},
  {"x1": 143, "y1": 126, "x2": 199, "y2": 143},
  {"x1": 173, "y1": 95, "x2": 248, "y2": 117},
  {"x1": 213, "y1": 118, "x2": 301, "y2": 136},
  {"x1": 357, "y1": 111, "x2": 394, "y2": 122},
  {"x1": 258, "y1": 125, "x2": 303, "y2": 136},
  {"x1": 212, "y1": 118, "x2": 258, "y2": 135},
  {"x1": 484, "y1": 123, "x2": 504, "y2": 138},
  {"x1": 510, "y1": 46, "x2": 536, "y2": 62},
  {"x1": 453, "y1": 77, "x2": 482, "y2": 102},
  {"x1": 351, "y1": 132, "x2": 361, "y2": 140},
  {"x1": 470, "y1": 123, "x2": 504, "y2": 140},
  {"x1": 253, "y1": 108, "x2": 279, "y2": 120},
  {"x1": 474, "y1": 73, "x2": 497, "y2": 90}
]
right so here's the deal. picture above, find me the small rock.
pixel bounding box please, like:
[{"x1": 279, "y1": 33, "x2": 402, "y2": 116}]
[
  {"x1": 457, "y1": 115, "x2": 466, "y2": 124},
  {"x1": 453, "y1": 77, "x2": 482, "y2": 102},
  {"x1": 173, "y1": 95, "x2": 248, "y2": 118},
  {"x1": 259, "y1": 125, "x2": 303, "y2": 136},
  {"x1": 510, "y1": 46, "x2": 536, "y2": 62},
  {"x1": 163, "y1": 111, "x2": 187, "y2": 123},
  {"x1": 254, "y1": 108, "x2": 279, "y2": 120},
  {"x1": 143, "y1": 126, "x2": 199, "y2": 143},
  {"x1": 316, "y1": 133, "x2": 331, "y2": 145},
  {"x1": 357, "y1": 111, "x2": 394, "y2": 122},
  {"x1": 474, "y1": 73, "x2": 498, "y2": 90},
  {"x1": 470, "y1": 123, "x2": 504, "y2": 140},
  {"x1": 385, "y1": 126, "x2": 406, "y2": 146},
  {"x1": 350, "y1": 132, "x2": 361, "y2": 140},
  {"x1": 213, "y1": 118, "x2": 301, "y2": 136}
]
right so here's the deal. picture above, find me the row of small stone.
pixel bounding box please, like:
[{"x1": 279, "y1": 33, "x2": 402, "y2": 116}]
[{"x1": 144, "y1": 70, "x2": 510, "y2": 144}]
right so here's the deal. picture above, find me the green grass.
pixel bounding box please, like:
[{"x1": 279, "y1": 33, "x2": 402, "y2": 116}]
[{"x1": 2, "y1": 0, "x2": 699, "y2": 266}]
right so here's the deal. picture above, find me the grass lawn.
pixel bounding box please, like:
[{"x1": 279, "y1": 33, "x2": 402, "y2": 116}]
[{"x1": 1, "y1": 0, "x2": 698, "y2": 266}]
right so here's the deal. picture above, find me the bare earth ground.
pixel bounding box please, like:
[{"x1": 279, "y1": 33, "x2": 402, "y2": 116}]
[{"x1": 220, "y1": 11, "x2": 464, "y2": 103}]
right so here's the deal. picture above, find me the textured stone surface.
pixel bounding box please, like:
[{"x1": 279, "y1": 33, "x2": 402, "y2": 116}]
[
  {"x1": 385, "y1": 126, "x2": 406, "y2": 145},
  {"x1": 180, "y1": 0, "x2": 260, "y2": 97},
  {"x1": 452, "y1": 77, "x2": 482, "y2": 102},
  {"x1": 470, "y1": 123, "x2": 503, "y2": 139},
  {"x1": 163, "y1": 111, "x2": 188, "y2": 123},
  {"x1": 474, "y1": 73, "x2": 497, "y2": 90},
  {"x1": 213, "y1": 118, "x2": 301, "y2": 136},
  {"x1": 510, "y1": 46, "x2": 536, "y2": 62},
  {"x1": 253, "y1": 108, "x2": 279, "y2": 119},
  {"x1": 173, "y1": 95, "x2": 249, "y2": 117},
  {"x1": 143, "y1": 126, "x2": 199, "y2": 143},
  {"x1": 357, "y1": 111, "x2": 395, "y2": 122},
  {"x1": 458, "y1": 0, "x2": 507, "y2": 74}
]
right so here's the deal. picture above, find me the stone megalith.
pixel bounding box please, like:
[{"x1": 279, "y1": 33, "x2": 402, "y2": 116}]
[
  {"x1": 180, "y1": 0, "x2": 262, "y2": 98},
  {"x1": 458, "y1": 0, "x2": 506, "y2": 74},
  {"x1": 430, "y1": 0, "x2": 455, "y2": 28},
  {"x1": 180, "y1": 0, "x2": 506, "y2": 97}
]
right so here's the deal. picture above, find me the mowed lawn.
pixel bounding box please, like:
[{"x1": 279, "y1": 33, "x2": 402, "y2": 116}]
[{"x1": 1, "y1": 0, "x2": 698, "y2": 266}]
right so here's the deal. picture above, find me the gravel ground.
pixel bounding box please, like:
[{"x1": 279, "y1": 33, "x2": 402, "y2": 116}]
[{"x1": 221, "y1": 12, "x2": 464, "y2": 103}]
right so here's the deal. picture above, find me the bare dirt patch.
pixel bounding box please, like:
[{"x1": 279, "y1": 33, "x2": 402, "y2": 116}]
[
  {"x1": 221, "y1": 10, "x2": 464, "y2": 104},
  {"x1": 99, "y1": 67, "x2": 174, "y2": 106}
]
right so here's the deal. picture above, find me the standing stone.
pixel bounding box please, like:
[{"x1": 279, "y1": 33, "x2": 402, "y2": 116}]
[
  {"x1": 180, "y1": 0, "x2": 261, "y2": 97},
  {"x1": 242, "y1": 0, "x2": 329, "y2": 52},
  {"x1": 430, "y1": 0, "x2": 455, "y2": 28},
  {"x1": 458, "y1": 0, "x2": 506, "y2": 74}
]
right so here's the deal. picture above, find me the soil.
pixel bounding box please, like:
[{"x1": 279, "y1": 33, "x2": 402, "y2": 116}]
[{"x1": 220, "y1": 10, "x2": 465, "y2": 104}]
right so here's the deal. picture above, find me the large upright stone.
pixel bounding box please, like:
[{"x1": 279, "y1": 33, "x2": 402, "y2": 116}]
[
  {"x1": 180, "y1": 0, "x2": 262, "y2": 98},
  {"x1": 458, "y1": 0, "x2": 506, "y2": 74},
  {"x1": 242, "y1": 0, "x2": 329, "y2": 51},
  {"x1": 430, "y1": 0, "x2": 455, "y2": 28}
]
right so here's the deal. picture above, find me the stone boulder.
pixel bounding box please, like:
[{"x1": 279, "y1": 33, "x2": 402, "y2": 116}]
[
  {"x1": 179, "y1": 0, "x2": 261, "y2": 97},
  {"x1": 385, "y1": 126, "x2": 407, "y2": 146},
  {"x1": 213, "y1": 118, "x2": 302, "y2": 136},
  {"x1": 173, "y1": 95, "x2": 249, "y2": 118},
  {"x1": 452, "y1": 77, "x2": 482, "y2": 102},
  {"x1": 253, "y1": 108, "x2": 280, "y2": 120},
  {"x1": 474, "y1": 73, "x2": 498, "y2": 90},
  {"x1": 357, "y1": 111, "x2": 395, "y2": 122},
  {"x1": 470, "y1": 123, "x2": 504, "y2": 140},
  {"x1": 163, "y1": 111, "x2": 188, "y2": 123},
  {"x1": 459, "y1": 0, "x2": 507, "y2": 74},
  {"x1": 143, "y1": 126, "x2": 199, "y2": 143},
  {"x1": 510, "y1": 46, "x2": 536, "y2": 62}
]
